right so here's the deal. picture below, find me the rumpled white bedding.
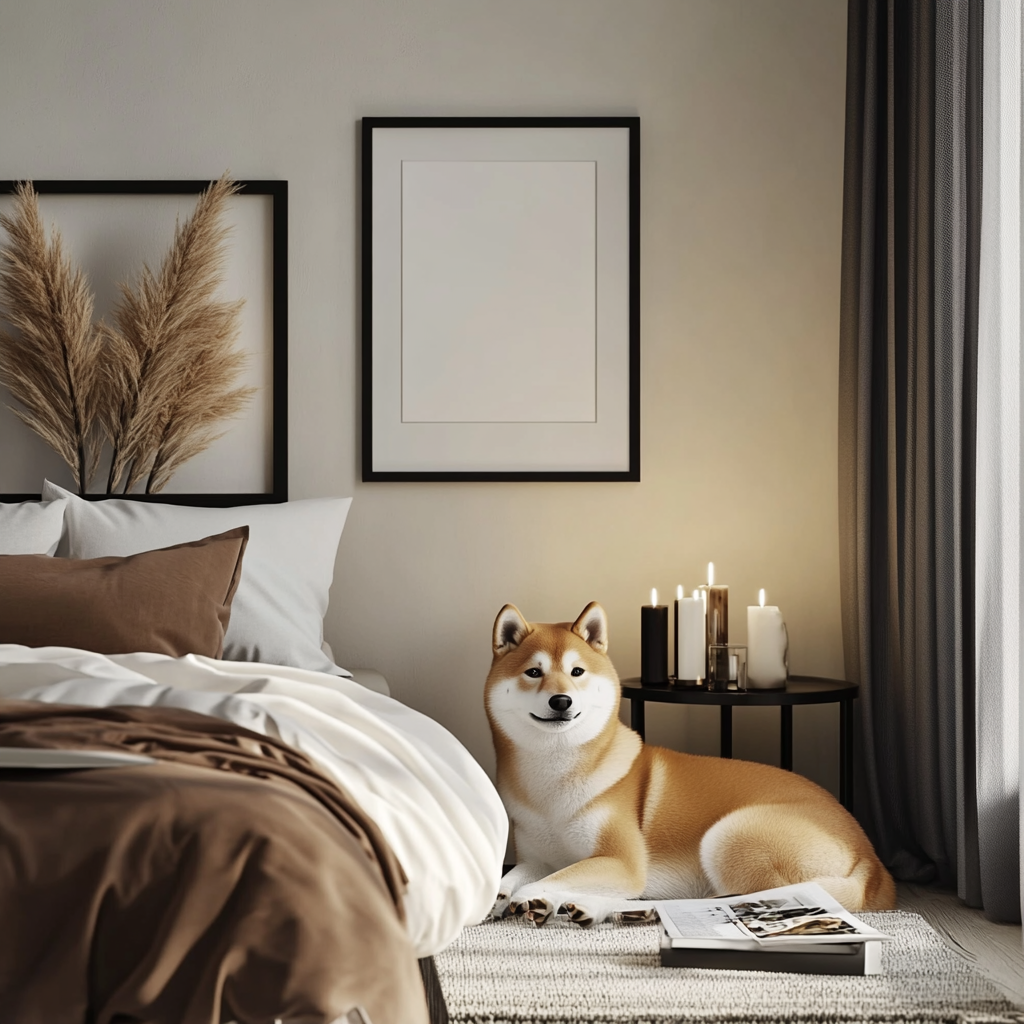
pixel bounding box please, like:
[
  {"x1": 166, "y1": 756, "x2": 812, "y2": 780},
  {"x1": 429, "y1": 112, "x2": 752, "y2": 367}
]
[{"x1": 0, "y1": 644, "x2": 507, "y2": 958}]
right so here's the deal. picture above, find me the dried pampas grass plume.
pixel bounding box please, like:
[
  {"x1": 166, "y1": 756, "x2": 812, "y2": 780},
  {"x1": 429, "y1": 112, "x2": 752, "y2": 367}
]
[
  {"x1": 98, "y1": 173, "x2": 254, "y2": 494},
  {"x1": 0, "y1": 182, "x2": 101, "y2": 493}
]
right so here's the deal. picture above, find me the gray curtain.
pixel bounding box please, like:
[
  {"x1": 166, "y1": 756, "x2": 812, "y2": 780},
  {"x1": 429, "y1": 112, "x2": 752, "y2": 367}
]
[{"x1": 838, "y1": 0, "x2": 987, "y2": 904}]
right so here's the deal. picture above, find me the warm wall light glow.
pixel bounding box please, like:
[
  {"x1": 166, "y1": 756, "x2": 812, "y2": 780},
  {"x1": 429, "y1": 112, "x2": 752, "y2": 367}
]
[
  {"x1": 651, "y1": 588, "x2": 658, "y2": 607},
  {"x1": 676, "y1": 584, "x2": 683, "y2": 601},
  {"x1": 759, "y1": 588, "x2": 766, "y2": 608},
  {"x1": 708, "y1": 562, "x2": 714, "y2": 586}
]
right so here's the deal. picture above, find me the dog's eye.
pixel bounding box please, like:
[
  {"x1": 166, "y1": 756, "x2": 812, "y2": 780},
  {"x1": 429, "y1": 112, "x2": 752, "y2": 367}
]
[
  {"x1": 524, "y1": 667, "x2": 543, "y2": 679},
  {"x1": 570, "y1": 667, "x2": 585, "y2": 677}
]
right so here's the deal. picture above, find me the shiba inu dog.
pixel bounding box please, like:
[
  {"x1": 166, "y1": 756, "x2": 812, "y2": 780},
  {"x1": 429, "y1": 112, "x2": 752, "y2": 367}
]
[{"x1": 485, "y1": 601, "x2": 895, "y2": 926}]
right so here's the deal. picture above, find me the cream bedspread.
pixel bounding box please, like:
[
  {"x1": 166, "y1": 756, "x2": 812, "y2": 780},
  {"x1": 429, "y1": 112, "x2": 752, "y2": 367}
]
[{"x1": 0, "y1": 643, "x2": 507, "y2": 957}]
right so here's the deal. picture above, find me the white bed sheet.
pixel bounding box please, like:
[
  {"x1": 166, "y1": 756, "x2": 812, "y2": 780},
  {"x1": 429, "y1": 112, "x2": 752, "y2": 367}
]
[{"x1": 0, "y1": 644, "x2": 507, "y2": 958}]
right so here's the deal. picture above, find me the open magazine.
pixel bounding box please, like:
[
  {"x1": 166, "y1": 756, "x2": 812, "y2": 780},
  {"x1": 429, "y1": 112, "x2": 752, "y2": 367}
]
[{"x1": 654, "y1": 882, "x2": 890, "y2": 952}]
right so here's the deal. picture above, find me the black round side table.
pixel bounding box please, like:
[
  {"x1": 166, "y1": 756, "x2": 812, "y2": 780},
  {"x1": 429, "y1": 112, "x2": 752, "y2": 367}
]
[{"x1": 620, "y1": 676, "x2": 858, "y2": 811}]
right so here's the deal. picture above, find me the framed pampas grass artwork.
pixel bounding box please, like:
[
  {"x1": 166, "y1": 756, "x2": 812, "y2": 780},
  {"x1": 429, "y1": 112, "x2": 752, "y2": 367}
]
[{"x1": 0, "y1": 178, "x2": 287, "y2": 506}]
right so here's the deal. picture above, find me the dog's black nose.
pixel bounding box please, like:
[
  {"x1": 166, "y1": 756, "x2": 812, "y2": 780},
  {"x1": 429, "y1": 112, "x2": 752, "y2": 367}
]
[{"x1": 549, "y1": 694, "x2": 573, "y2": 713}]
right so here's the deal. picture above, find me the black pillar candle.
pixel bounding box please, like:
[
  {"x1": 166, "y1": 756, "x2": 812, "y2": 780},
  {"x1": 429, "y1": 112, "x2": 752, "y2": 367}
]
[
  {"x1": 673, "y1": 596, "x2": 680, "y2": 680},
  {"x1": 641, "y1": 598, "x2": 669, "y2": 684}
]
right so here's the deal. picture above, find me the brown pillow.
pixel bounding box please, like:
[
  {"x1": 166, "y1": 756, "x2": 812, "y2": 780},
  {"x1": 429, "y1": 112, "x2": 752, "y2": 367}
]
[{"x1": 0, "y1": 526, "x2": 249, "y2": 659}]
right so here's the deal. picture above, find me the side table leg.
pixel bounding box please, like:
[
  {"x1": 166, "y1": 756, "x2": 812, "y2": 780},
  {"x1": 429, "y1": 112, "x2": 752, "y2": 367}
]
[
  {"x1": 781, "y1": 705, "x2": 793, "y2": 771},
  {"x1": 720, "y1": 706, "x2": 732, "y2": 758},
  {"x1": 630, "y1": 699, "x2": 646, "y2": 742},
  {"x1": 840, "y1": 699, "x2": 853, "y2": 811}
]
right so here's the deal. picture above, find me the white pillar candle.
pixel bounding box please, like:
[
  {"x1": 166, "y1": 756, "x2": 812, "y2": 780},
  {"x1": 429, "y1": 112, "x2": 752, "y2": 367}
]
[
  {"x1": 746, "y1": 588, "x2": 788, "y2": 689},
  {"x1": 674, "y1": 586, "x2": 705, "y2": 682}
]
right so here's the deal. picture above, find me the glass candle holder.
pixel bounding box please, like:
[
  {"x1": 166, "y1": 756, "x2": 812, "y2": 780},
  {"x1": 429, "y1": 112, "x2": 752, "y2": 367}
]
[{"x1": 708, "y1": 644, "x2": 747, "y2": 693}]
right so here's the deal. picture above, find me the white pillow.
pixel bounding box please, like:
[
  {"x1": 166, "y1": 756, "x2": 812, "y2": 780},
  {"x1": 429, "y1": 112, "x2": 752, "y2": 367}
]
[
  {"x1": 42, "y1": 481, "x2": 352, "y2": 676},
  {"x1": 0, "y1": 498, "x2": 68, "y2": 555}
]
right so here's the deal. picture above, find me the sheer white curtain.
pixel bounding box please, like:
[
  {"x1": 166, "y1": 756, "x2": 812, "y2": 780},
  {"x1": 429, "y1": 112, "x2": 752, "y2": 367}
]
[{"x1": 975, "y1": 0, "x2": 1023, "y2": 926}]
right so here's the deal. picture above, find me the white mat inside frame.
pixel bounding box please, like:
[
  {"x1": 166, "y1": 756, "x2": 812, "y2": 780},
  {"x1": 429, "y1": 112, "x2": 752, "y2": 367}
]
[{"x1": 434, "y1": 911, "x2": 1024, "y2": 1024}]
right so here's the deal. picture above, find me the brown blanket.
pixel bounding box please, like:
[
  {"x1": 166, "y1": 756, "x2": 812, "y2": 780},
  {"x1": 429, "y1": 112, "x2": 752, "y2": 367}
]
[{"x1": 0, "y1": 701, "x2": 430, "y2": 1024}]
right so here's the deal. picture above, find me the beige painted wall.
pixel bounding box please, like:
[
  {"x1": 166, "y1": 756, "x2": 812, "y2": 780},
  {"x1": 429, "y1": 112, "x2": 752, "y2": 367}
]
[{"x1": 0, "y1": 0, "x2": 849, "y2": 791}]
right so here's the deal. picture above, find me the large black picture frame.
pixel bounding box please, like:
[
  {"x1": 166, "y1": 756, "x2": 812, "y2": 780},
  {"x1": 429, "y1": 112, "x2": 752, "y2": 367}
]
[
  {"x1": 362, "y1": 116, "x2": 640, "y2": 482},
  {"x1": 0, "y1": 179, "x2": 288, "y2": 506}
]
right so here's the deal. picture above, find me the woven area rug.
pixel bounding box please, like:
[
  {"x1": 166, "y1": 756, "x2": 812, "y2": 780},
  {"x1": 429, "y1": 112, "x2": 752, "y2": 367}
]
[{"x1": 434, "y1": 911, "x2": 1024, "y2": 1024}]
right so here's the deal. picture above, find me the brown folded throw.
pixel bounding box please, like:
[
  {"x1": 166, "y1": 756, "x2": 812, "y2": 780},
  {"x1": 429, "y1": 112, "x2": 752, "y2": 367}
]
[{"x1": 0, "y1": 700, "x2": 430, "y2": 1024}]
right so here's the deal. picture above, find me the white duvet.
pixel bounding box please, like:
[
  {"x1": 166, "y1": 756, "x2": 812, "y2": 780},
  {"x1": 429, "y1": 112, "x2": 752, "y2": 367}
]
[{"x1": 0, "y1": 644, "x2": 507, "y2": 958}]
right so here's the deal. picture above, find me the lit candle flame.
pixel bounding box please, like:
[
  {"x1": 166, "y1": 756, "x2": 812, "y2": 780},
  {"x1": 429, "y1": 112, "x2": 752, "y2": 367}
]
[
  {"x1": 651, "y1": 588, "x2": 658, "y2": 607},
  {"x1": 759, "y1": 588, "x2": 766, "y2": 608},
  {"x1": 676, "y1": 584, "x2": 683, "y2": 601},
  {"x1": 707, "y1": 562, "x2": 714, "y2": 586}
]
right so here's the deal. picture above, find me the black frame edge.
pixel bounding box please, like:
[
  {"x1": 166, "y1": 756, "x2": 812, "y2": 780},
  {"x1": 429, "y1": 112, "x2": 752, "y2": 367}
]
[{"x1": 361, "y1": 121, "x2": 375, "y2": 485}]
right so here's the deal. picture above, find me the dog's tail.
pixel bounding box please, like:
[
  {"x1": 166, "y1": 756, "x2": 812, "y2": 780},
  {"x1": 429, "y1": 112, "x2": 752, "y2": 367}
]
[{"x1": 809, "y1": 857, "x2": 896, "y2": 911}]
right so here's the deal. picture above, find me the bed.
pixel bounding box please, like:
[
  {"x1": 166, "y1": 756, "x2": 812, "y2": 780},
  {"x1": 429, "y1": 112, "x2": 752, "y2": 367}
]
[{"x1": 0, "y1": 488, "x2": 508, "y2": 1024}]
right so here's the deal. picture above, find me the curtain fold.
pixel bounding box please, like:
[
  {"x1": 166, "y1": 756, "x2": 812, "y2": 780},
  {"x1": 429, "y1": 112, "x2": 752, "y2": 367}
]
[{"x1": 839, "y1": 0, "x2": 980, "y2": 890}]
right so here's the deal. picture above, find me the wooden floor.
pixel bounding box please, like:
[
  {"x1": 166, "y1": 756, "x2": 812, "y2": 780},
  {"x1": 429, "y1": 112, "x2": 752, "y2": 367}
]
[{"x1": 897, "y1": 883, "x2": 1024, "y2": 1007}]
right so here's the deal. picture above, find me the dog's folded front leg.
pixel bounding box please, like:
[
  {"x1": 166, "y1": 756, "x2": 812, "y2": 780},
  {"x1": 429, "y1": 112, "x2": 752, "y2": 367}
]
[
  {"x1": 488, "y1": 862, "x2": 547, "y2": 920},
  {"x1": 510, "y1": 854, "x2": 646, "y2": 927}
]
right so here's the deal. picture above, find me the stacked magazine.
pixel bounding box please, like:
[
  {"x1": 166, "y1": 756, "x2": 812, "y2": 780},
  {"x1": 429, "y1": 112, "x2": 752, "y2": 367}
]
[{"x1": 654, "y1": 882, "x2": 890, "y2": 975}]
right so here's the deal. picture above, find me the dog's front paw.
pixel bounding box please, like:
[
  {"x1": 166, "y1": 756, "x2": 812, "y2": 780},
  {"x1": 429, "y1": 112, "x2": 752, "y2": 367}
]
[
  {"x1": 488, "y1": 891, "x2": 513, "y2": 919},
  {"x1": 509, "y1": 896, "x2": 558, "y2": 926},
  {"x1": 562, "y1": 895, "x2": 648, "y2": 928},
  {"x1": 563, "y1": 901, "x2": 598, "y2": 928},
  {"x1": 614, "y1": 907, "x2": 657, "y2": 925}
]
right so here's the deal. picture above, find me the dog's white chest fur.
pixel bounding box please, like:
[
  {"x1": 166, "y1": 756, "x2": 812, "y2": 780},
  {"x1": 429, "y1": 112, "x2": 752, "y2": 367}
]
[{"x1": 503, "y1": 747, "x2": 621, "y2": 870}]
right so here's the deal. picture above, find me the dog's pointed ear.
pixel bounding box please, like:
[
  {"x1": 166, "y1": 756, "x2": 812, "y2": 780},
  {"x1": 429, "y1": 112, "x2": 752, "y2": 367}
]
[
  {"x1": 493, "y1": 604, "x2": 532, "y2": 657},
  {"x1": 571, "y1": 602, "x2": 608, "y2": 654}
]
